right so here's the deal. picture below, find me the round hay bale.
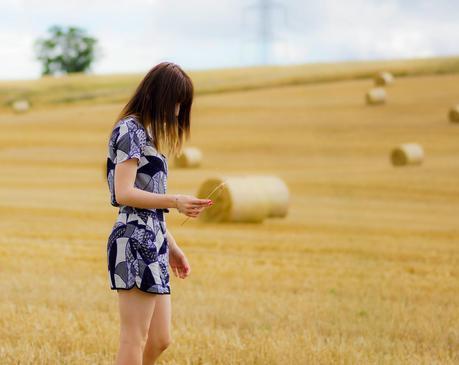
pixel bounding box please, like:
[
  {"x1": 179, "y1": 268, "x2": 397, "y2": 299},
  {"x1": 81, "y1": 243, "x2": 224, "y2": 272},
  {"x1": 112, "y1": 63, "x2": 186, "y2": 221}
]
[
  {"x1": 374, "y1": 72, "x2": 394, "y2": 86},
  {"x1": 244, "y1": 175, "x2": 289, "y2": 218},
  {"x1": 448, "y1": 105, "x2": 459, "y2": 123},
  {"x1": 366, "y1": 87, "x2": 386, "y2": 105},
  {"x1": 196, "y1": 176, "x2": 271, "y2": 223},
  {"x1": 12, "y1": 99, "x2": 30, "y2": 113},
  {"x1": 174, "y1": 147, "x2": 202, "y2": 168},
  {"x1": 390, "y1": 143, "x2": 424, "y2": 166}
]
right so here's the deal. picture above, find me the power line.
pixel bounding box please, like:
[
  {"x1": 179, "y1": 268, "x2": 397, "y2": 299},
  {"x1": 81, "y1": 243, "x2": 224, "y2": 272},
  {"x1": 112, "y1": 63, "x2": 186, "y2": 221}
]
[{"x1": 242, "y1": 0, "x2": 288, "y2": 65}]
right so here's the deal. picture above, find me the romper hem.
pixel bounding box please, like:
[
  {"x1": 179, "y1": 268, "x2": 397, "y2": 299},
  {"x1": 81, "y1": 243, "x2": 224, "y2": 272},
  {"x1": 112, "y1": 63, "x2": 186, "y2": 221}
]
[{"x1": 112, "y1": 284, "x2": 171, "y2": 295}]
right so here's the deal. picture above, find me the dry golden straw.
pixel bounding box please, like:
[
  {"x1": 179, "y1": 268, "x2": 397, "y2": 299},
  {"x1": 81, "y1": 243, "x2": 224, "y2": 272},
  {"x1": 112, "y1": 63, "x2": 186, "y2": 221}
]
[
  {"x1": 390, "y1": 143, "x2": 424, "y2": 166},
  {"x1": 374, "y1": 71, "x2": 394, "y2": 86},
  {"x1": 448, "y1": 105, "x2": 459, "y2": 123},
  {"x1": 174, "y1": 146, "x2": 203, "y2": 168},
  {"x1": 366, "y1": 87, "x2": 386, "y2": 105}
]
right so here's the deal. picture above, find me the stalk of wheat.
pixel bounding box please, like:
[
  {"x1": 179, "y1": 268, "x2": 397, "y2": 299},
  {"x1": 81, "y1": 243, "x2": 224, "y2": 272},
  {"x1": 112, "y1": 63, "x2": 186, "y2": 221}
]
[{"x1": 180, "y1": 181, "x2": 226, "y2": 226}]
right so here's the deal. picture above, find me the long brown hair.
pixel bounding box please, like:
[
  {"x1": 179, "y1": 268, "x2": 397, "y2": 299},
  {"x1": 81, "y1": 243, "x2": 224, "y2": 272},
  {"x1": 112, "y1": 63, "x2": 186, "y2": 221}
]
[{"x1": 114, "y1": 62, "x2": 194, "y2": 158}]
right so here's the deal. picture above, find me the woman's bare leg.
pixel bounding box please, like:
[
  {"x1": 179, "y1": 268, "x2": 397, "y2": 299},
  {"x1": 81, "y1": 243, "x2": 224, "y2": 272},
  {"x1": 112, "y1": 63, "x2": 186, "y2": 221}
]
[
  {"x1": 115, "y1": 287, "x2": 158, "y2": 365},
  {"x1": 142, "y1": 294, "x2": 172, "y2": 365}
]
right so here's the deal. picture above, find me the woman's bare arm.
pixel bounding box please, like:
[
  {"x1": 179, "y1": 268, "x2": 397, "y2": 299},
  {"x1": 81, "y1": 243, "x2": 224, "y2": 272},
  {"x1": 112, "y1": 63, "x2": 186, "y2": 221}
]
[
  {"x1": 166, "y1": 229, "x2": 178, "y2": 250},
  {"x1": 115, "y1": 158, "x2": 177, "y2": 210}
]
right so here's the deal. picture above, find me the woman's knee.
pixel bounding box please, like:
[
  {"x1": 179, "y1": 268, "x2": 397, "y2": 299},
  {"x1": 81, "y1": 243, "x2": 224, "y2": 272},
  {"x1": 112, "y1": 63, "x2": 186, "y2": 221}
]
[
  {"x1": 146, "y1": 335, "x2": 172, "y2": 353},
  {"x1": 157, "y1": 335, "x2": 172, "y2": 351}
]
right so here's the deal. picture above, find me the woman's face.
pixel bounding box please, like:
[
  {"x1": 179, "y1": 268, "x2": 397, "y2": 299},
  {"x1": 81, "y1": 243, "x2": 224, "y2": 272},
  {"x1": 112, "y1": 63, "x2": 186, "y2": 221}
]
[{"x1": 175, "y1": 103, "x2": 181, "y2": 117}]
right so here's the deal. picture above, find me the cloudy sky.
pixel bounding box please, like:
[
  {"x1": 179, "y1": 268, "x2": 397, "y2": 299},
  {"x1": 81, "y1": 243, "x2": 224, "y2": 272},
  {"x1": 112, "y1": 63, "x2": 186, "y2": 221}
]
[{"x1": 1, "y1": 0, "x2": 458, "y2": 80}]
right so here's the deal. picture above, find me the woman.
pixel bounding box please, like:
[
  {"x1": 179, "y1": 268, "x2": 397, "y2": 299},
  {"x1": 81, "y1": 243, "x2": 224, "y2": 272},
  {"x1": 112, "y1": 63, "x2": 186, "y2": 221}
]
[{"x1": 105, "y1": 62, "x2": 213, "y2": 365}]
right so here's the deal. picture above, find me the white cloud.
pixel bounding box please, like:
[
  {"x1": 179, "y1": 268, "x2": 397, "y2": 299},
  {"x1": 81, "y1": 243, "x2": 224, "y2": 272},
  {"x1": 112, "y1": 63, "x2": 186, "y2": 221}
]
[
  {"x1": 284, "y1": 0, "x2": 459, "y2": 61},
  {"x1": 0, "y1": 31, "x2": 41, "y2": 79},
  {"x1": 0, "y1": 0, "x2": 458, "y2": 80}
]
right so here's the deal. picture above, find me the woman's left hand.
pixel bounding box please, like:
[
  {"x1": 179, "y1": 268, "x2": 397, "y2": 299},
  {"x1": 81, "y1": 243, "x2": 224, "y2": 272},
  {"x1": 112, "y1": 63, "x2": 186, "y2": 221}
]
[{"x1": 169, "y1": 244, "x2": 191, "y2": 279}]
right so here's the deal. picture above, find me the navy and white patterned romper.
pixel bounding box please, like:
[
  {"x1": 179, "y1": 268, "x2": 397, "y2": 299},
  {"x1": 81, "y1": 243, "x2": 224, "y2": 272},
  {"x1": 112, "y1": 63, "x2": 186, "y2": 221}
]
[{"x1": 106, "y1": 115, "x2": 171, "y2": 295}]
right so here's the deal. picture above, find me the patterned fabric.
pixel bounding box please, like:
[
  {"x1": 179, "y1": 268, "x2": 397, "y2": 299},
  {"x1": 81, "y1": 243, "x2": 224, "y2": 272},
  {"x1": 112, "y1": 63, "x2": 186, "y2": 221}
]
[
  {"x1": 106, "y1": 115, "x2": 171, "y2": 294},
  {"x1": 106, "y1": 116, "x2": 169, "y2": 214}
]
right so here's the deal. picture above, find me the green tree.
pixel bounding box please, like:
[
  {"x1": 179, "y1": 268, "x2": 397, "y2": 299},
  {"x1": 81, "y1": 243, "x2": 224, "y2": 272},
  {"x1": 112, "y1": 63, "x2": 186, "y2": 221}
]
[{"x1": 34, "y1": 25, "x2": 99, "y2": 76}]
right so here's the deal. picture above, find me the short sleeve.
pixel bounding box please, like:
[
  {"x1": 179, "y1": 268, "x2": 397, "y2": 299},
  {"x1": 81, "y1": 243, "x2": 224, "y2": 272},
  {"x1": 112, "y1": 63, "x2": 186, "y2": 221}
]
[{"x1": 114, "y1": 119, "x2": 146, "y2": 164}]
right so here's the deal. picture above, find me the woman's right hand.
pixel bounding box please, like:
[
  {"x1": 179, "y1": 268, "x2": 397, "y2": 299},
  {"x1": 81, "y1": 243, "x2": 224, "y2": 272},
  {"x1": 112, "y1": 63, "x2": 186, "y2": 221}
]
[{"x1": 175, "y1": 194, "x2": 213, "y2": 218}]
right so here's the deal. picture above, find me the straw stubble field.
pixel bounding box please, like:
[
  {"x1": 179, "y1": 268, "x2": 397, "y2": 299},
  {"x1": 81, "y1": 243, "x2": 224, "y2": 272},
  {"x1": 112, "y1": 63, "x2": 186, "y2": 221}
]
[{"x1": 0, "y1": 71, "x2": 458, "y2": 364}]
